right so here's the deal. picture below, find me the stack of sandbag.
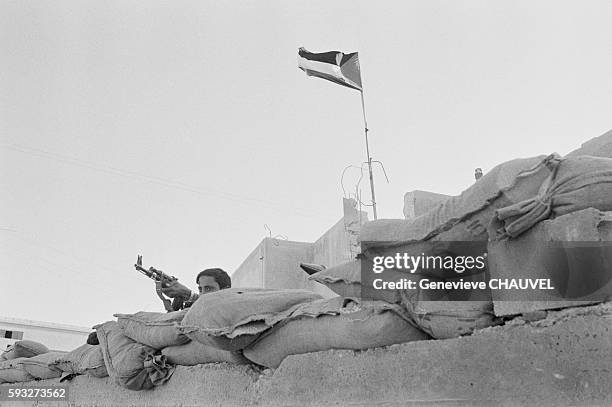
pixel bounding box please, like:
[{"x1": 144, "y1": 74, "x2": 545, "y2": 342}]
[
  {"x1": 0, "y1": 358, "x2": 35, "y2": 383},
  {"x1": 94, "y1": 321, "x2": 175, "y2": 391},
  {"x1": 490, "y1": 155, "x2": 612, "y2": 239},
  {"x1": 161, "y1": 341, "x2": 248, "y2": 366},
  {"x1": 357, "y1": 153, "x2": 612, "y2": 336},
  {"x1": 360, "y1": 154, "x2": 560, "y2": 248},
  {"x1": 0, "y1": 340, "x2": 64, "y2": 383},
  {"x1": 51, "y1": 344, "x2": 108, "y2": 378},
  {"x1": 400, "y1": 277, "x2": 499, "y2": 339},
  {"x1": 484, "y1": 156, "x2": 612, "y2": 315},
  {"x1": 357, "y1": 155, "x2": 565, "y2": 338},
  {"x1": 307, "y1": 259, "x2": 406, "y2": 304},
  {"x1": 178, "y1": 288, "x2": 323, "y2": 351},
  {"x1": 242, "y1": 297, "x2": 430, "y2": 368},
  {"x1": 488, "y1": 207, "x2": 612, "y2": 315},
  {"x1": 307, "y1": 260, "x2": 362, "y2": 298},
  {"x1": 566, "y1": 129, "x2": 612, "y2": 158},
  {"x1": 308, "y1": 259, "x2": 498, "y2": 339},
  {"x1": 1, "y1": 340, "x2": 49, "y2": 360},
  {"x1": 16, "y1": 352, "x2": 66, "y2": 380},
  {"x1": 115, "y1": 309, "x2": 190, "y2": 350},
  {"x1": 115, "y1": 308, "x2": 248, "y2": 366}
]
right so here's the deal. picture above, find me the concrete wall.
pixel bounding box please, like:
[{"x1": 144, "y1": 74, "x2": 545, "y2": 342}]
[
  {"x1": 311, "y1": 219, "x2": 349, "y2": 268},
  {"x1": 0, "y1": 317, "x2": 90, "y2": 352},
  {"x1": 403, "y1": 190, "x2": 450, "y2": 219},
  {"x1": 232, "y1": 198, "x2": 367, "y2": 297},
  {"x1": 232, "y1": 241, "x2": 265, "y2": 288},
  {"x1": 232, "y1": 238, "x2": 313, "y2": 290},
  {"x1": 6, "y1": 301, "x2": 611, "y2": 406},
  {"x1": 262, "y1": 238, "x2": 313, "y2": 290},
  {"x1": 312, "y1": 198, "x2": 368, "y2": 267}
]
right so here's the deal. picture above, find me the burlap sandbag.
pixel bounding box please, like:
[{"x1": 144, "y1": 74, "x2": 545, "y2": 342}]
[
  {"x1": 179, "y1": 288, "x2": 323, "y2": 351},
  {"x1": 161, "y1": 341, "x2": 248, "y2": 366},
  {"x1": 492, "y1": 155, "x2": 612, "y2": 239},
  {"x1": 355, "y1": 155, "x2": 559, "y2": 338},
  {"x1": 95, "y1": 321, "x2": 175, "y2": 391},
  {"x1": 18, "y1": 352, "x2": 65, "y2": 380},
  {"x1": 308, "y1": 260, "x2": 361, "y2": 298},
  {"x1": 566, "y1": 130, "x2": 612, "y2": 158},
  {"x1": 0, "y1": 358, "x2": 35, "y2": 383},
  {"x1": 308, "y1": 259, "x2": 405, "y2": 303},
  {"x1": 115, "y1": 309, "x2": 190, "y2": 350},
  {"x1": 1, "y1": 340, "x2": 50, "y2": 360},
  {"x1": 400, "y1": 273, "x2": 500, "y2": 339},
  {"x1": 52, "y1": 344, "x2": 108, "y2": 378},
  {"x1": 361, "y1": 154, "x2": 559, "y2": 247},
  {"x1": 242, "y1": 298, "x2": 430, "y2": 369}
]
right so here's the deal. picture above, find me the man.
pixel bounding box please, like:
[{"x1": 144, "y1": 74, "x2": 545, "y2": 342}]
[
  {"x1": 86, "y1": 268, "x2": 230, "y2": 345},
  {"x1": 161, "y1": 268, "x2": 232, "y2": 310}
]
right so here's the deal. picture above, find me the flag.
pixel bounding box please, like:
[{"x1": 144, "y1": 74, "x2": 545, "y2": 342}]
[{"x1": 298, "y1": 47, "x2": 362, "y2": 91}]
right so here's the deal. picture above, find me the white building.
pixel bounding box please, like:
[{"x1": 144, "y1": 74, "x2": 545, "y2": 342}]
[{"x1": 0, "y1": 316, "x2": 90, "y2": 352}]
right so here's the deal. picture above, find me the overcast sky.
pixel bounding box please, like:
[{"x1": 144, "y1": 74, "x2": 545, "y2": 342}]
[{"x1": 2, "y1": 0, "x2": 611, "y2": 327}]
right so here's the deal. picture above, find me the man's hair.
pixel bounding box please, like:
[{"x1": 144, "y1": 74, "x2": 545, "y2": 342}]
[{"x1": 196, "y1": 268, "x2": 231, "y2": 289}]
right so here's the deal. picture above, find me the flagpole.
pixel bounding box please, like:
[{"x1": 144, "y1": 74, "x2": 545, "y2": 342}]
[{"x1": 360, "y1": 89, "x2": 377, "y2": 220}]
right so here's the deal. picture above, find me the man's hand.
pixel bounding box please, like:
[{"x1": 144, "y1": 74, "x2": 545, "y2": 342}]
[{"x1": 161, "y1": 280, "x2": 192, "y2": 299}]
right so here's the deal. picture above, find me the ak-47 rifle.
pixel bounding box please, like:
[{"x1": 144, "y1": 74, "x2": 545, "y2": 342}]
[{"x1": 134, "y1": 255, "x2": 184, "y2": 312}]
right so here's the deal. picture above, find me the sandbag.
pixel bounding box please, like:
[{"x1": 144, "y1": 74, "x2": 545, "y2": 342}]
[
  {"x1": 566, "y1": 130, "x2": 612, "y2": 158},
  {"x1": 52, "y1": 344, "x2": 108, "y2": 378},
  {"x1": 492, "y1": 156, "x2": 612, "y2": 239},
  {"x1": 307, "y1": 251, "x2": 496, "y2": 339},
  {"x1": 243, "y1": 297, "x2": 430, "y2": 369},
  {"x1": 309, "y1": 259, "x2": 404, "y2": 303},
  {"x1": 361, "y1": 154, "x2": 559, "y2": 247},
  {"x1": 161, "y1": 341, "x2": 248, "y2": 366},
  {"x1": 400, "y1": 274, "x2": 500, "y2": 339},
  {"x1": 179, "y1": 288, "x2": 323, "y2": 351},
  {"x1": 308, "y1": 260, "x2": 361, "y2": 297},
  {"x1": 1, "y1": 340, "x2": 49, "y2": 360},
  {"x1": 0, "y1": 358, "x2": 35, "y2": 383},
  {"x1": 488, "y1": 207, "x2": 612, "y2": 316},
  {"x1": 405, "y1": 303, "x2": 498, "y2": 339},
  {"x1": 115, "y1": 309, "x2": 190, "y2": 350},
  {"x1": 95, "y1": 321, "x2": 175, "y2": 391},
  {"x1": 19, "y1": 352, "x2": 65, "y2": 380}
]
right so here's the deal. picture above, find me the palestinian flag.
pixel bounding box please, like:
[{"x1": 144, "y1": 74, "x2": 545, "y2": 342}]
[{"x1": 298, "y1": 47, "x2": 362, "y2": 91}]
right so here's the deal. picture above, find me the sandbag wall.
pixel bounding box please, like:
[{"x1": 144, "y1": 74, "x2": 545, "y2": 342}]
[
  {"x1": 308, "y1": 154, "x2": 612, "y2": 339},
  {"x1": 177, "y1": 288, "x2": 428, "y2": 369},
  {"x1": 5, "y1": 153, "x2": 611, "y2": 389},
  {"x1": 1, "y1": 287, "x2": 434, "y2": 386}
]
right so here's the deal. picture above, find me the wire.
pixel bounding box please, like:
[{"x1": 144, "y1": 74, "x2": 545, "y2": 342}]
[
  {"x1": 371, "y1": 160, "x2": 390, "y2": 183},
  {"x1": 0, "y1": 228, "x2": 121, "y2": 277},
  {"x1": 1, "y1": 143, "x2": 335, "y2": 222}
]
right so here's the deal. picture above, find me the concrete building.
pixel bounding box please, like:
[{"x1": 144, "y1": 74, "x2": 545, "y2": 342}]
[
  {"x1": 232, "y1": 238, "x2": 314, "y2": 290},
  {"x1": 232, "y1": 198, "x2": 367, "y2": 296},
  {"x1": 0, "y1": 316, "x2": 90, "y2": 352}
]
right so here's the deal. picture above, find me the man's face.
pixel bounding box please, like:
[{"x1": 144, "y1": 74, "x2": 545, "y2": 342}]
[{"x1": 197, "y1": 275, "x2": 221, "y2": 295}]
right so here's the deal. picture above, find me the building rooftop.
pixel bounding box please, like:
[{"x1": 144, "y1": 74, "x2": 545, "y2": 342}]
[{"x1": 0, "y1": 316, "x2": 91, "y2": 334}]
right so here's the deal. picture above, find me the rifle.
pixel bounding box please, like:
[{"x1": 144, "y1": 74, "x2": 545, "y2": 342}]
[{"x1": 134, "y1": 255, "x2": 183, "y2": 312}]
